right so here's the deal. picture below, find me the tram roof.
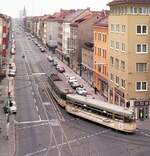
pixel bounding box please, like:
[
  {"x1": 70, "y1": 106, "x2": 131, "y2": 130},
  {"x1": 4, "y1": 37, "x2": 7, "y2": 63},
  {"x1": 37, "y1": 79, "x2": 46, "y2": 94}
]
[{"x1": 66, "y1": 94, "x2": 134, "y2": 117}]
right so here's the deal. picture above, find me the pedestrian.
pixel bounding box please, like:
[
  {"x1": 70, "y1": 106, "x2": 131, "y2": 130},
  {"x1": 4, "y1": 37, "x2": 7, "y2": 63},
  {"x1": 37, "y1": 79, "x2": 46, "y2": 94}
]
[{"x1": 94, "y1": 86, "x2": 97, "y2": 94}]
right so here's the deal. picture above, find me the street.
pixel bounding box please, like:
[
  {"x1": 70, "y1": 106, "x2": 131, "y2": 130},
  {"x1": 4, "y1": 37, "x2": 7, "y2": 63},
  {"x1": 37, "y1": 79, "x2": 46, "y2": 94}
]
[{"x1": 14, "y1": 28, "x2": 150, "y2": 156}]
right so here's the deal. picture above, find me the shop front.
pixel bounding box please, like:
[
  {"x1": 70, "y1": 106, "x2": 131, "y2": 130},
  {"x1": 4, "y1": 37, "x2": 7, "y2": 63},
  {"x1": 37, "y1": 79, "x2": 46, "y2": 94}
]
[
  {"x1": 134, "y1": 101, "x2": 149, "y2": 120},
  {"x1": 109, "y1": 87, "x2": 125, "y2": 106},
  {"x1": 99, "y1": 77, "x2": 108, "y2": 98}
]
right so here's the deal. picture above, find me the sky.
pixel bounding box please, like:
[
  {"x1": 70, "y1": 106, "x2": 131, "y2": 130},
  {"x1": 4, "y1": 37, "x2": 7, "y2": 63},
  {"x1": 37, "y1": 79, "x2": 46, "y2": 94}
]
[{"x1": 0, "y1": 0, "x2": 111, "y2": 17}]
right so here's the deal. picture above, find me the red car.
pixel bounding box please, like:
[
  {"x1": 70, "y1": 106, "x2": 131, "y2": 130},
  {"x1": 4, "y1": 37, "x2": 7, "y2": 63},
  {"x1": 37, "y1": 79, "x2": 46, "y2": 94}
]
[{"x1": 58, "y1": 66, "x2": 65, "y2": 73}]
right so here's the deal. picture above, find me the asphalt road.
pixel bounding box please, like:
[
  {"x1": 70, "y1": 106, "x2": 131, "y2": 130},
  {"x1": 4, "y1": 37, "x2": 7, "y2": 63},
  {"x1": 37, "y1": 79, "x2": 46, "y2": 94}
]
[{"x1": 14, "y1": 27, "x2": 150, "y2": 156}]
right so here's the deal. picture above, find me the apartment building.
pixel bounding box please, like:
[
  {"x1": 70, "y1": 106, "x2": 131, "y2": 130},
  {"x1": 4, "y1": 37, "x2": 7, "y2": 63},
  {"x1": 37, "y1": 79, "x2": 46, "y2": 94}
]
[
  {"x1": 62, "y1": 8, "x2": 91, "y2": 66},
  {"x1": 108, "y1": 0, "x2": 150, "y2": 120},
  {"x1": 93, "y1": 14, "x2": 108, "y2": 98}
]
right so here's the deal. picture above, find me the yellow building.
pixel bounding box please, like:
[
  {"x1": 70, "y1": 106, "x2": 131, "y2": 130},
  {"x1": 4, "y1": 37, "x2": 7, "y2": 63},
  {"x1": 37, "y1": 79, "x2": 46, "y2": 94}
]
[
  {"x1": 93, "y1": 15, "x2": 108, "y2": 98},
  {"x1": 108, "y1": 0, "x2": 150, "y2": 120}
]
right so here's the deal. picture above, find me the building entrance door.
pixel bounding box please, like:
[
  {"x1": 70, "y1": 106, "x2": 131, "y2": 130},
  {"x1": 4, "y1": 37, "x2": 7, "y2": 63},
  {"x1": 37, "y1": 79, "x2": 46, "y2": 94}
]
[{"x1": 138, "y1": 106, "x2": 149, "y2": 120}]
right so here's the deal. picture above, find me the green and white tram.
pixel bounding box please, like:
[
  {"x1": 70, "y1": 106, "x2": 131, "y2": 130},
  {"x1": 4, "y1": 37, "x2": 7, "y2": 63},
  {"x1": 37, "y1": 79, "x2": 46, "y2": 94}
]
[{"x1": 66, "y1": 94, "x2": 136, "y2": 133}]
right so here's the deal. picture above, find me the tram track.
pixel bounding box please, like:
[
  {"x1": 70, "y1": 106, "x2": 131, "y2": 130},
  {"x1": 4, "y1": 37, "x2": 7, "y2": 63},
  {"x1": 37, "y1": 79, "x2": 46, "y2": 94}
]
[{"x1": 24, "y1": 39, "x2": 74, "y2": 156}]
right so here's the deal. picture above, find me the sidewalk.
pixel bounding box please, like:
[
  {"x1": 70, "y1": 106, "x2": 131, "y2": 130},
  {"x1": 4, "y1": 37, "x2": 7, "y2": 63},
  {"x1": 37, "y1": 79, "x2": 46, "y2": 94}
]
[
  {"x1": 137, "y1": 119, "x2": 150, "y2": 131},
  {"x1": 0, "y1": 70, "x2": 15, "y2": 156},
  {"x1": 54, "y1": 56, "x2": 107, "y2": 102}
]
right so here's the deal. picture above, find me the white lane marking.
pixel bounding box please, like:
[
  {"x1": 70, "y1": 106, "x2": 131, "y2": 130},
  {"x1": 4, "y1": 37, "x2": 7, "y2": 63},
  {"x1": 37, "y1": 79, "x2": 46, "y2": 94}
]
[
  {"x1": 34, "y1": 98, "x2": 36, "y2": 103},
  {"x1": 15, "y1": 120, "x2": 48, "y2": 124},
  {"x1": 36, "y1": 105, "x2": 39, "y2": 112},
  {"x1": 25, "y1": 148, "x2": 47, "y2": 156},
  {"x1": 17, "y1": 122, "x2": 49, "y2": 130},
  {"x1": 43, "y1": 102, "x2": 50, "y2": 106},
  {"x1": 32, "y1": 92, "x2": 34, "y2": 96},
  {"x1": 39, "y1": 115, "x2": 41, "y2": 121}
]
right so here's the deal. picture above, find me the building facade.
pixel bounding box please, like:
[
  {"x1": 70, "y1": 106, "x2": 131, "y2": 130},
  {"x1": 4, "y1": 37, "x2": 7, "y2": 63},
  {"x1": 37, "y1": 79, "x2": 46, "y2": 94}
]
[
  {"x1": 93, "y1": 15, "x2": 108, "y2": 99},
  {"x1": 108, "y1": 0, "x2": 150, "y2": 120},
  {"x1": 82, "y1": 42, "x2": 94, "y2": 85}
]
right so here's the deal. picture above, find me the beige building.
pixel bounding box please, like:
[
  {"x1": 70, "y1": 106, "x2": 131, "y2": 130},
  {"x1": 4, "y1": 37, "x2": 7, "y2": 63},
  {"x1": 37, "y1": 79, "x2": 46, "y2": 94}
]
[{"x1": 108, "y1": 0, "x2": 150, "y2": 120}]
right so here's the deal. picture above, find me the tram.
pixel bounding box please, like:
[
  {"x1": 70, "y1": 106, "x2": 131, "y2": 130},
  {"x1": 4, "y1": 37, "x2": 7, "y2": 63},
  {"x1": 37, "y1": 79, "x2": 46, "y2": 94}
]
[
  {"x1": 66, "y1": 94, "x2": 136, "y2": 133},
  {"x1": 47, "y1": 74, "x2": 136, "y2": 133},
  {"x1": 47, "y1": 73, "x2": 72, "y2": 107}
]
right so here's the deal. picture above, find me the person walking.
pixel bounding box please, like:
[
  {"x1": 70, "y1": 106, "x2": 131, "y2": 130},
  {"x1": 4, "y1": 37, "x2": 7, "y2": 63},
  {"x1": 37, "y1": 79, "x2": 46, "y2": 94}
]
[{"x1": 94, "y1": 86, "x2": 97, "y2": 94}]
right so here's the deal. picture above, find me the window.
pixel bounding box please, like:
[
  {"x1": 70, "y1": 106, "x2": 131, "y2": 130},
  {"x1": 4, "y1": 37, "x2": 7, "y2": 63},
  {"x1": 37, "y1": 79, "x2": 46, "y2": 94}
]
[
  {"x1": 115, "y1": 76, "x2": 119, "y2": 85},
  {"x1": 136, "y1": 44, "x2": 148, "y2": 53},
  {"x1": 136, "y1": 81, "x2": 147, "y2": 91},
  {"x1": 136, "y1": 25, "x2": 148, "y2": 34},
  {"x1": 122, "y1": 25, "x2": 126, "y2": 32},
  {"x1": 121, "y1": 79, "x2": 125, "y2": 89},
  {"x1": 136, "y1": 63, "x2": 147, "y2": 72},
  {"x1": 94, "y1": 47, "x2": 96, "y2": 54},
  {"x1": 116, "y1": 42, "x2": 119, "y2": 50},
  {"x1": 115, "y1": 58, "x2": 119, "y2": 69},
  {"x1": 121, "y1": 61, "x2": 125, "y2": 70},
  {"x1": 98, "y1": 65, "x2": 101, "y2": 73},
  {"x1": 110, "y1": 40, "x2": 114, "y2": 48},
  {"x1": 103, "y1": 34, "x2": 107, "y2": 42},
  {"x1": 110, "y1": 56, "x2": 114, "y2": 66},
  {"x1": 98, "y1": 33, "x2": 101, "y2": 41},
  {"x1": 94, "y1": 32, "x2": 97, "y2": 40},
  {"x1": 110, "y1": 73, "x2": 114, "y2": 81},
  {"x1": 116, "y1": 24, "x2": 119, "y2": 32},
  {"x1": 122, "y1": 43, "x2": 126, "y2": 52},
  {"x1": 111, "y1": 24, "x2": 114, "y2": 32}
]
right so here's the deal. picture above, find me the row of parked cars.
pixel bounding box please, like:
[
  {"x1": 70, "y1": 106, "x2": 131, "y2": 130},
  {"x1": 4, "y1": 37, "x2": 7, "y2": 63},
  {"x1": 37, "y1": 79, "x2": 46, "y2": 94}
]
[
  {"x1": 26, "y1": 33, "x2": 46, "y2": 53},
  {"x1": 68, "y1": 76, "x2": 87, "y2": 96},
  {"x1": 47, "y1": 54, "x2": 87, "y2": 96},
  {"x1": 47, "y1": 55, "x2": 65, "y2": 73}
]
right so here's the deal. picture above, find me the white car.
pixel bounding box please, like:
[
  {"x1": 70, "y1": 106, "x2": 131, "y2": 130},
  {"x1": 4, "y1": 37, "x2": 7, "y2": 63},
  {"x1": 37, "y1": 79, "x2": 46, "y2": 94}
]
[
  {"x1": 70, "y1": 81, "x2": 81, "y2": 89},
  {"x1": 47, "y1": 56, "x2": 54, "y2": 62},
  {"x1": 5, "y1": 100, "x2": 17, "y2": 114},
  {"x1": 76, "y1": 87, "x2": 87, "y2": 96},
  {"x1": 8, "y1": 70, "x2": 16, "y2": 77},
  {"x1": 68, "y1": 76, "x2": 77, "y2": 83}
]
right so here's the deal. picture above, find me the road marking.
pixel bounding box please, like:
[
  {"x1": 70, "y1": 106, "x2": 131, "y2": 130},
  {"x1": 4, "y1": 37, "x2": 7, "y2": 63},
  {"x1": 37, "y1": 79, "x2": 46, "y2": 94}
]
[
  {"x1": 39, "y1": 115, "x2": 41, "y2": 121},
  {"x1": 48, "y1": 130, "x2": 109, "y2": 150},
  {"x1": 43, "y1": 102, "x2": 51, "y2": 106},
  {"x1": 25, "y1": 148, "x2": 47, "y2": 156},
  {"x1": 34, "y1": 98, "x2": 36, "y2": 103},
  {"x1": 17, "y1": 122, "x2": 49, "y2": 130},
  {"x1": 15, "y1": 120, "x2": 48, "y2": 124},
  {"x1": 36, "y1": 105, "x2": 39, "y2": 112},
  {"x1": 32, "y1": 91, "x2": 34, "y2": 96}
]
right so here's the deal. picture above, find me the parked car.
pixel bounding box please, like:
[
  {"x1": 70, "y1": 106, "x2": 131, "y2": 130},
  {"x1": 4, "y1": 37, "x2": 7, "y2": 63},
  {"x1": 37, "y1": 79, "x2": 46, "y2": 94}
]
[
  {"x1": 37, "y1": 44, "x2": 41, "y2": 47},
  {"x1": 68, "y1": 76, "x2": 77, "y2": 84},
  {"x1": 10, "y1": 48, "x2": 15, "y2": 55},
  {"x1": 76, "y1": 87, "x2": 87, "y2": 96},
  {"x1": 47, "y1": 56, "x2": 54, "y2": 62},
  {"x1": 70, "y1": 81, "x2": 81, "y2": 89},
  {"x1": 53, "y1": 60, "x2": 58, "y2": 66},
  {"x1": 8, "y1": 69, "x2": 16, "y2": 77},
  {"x1": 40, "y1": 47, "x2": 45, "y2": 52},
  {"x1": 3, "y1": 100, "x2": 17, "y2": 114},
  {"x1": 58, "y1": 67, "x2": 65, "y2": 73}
]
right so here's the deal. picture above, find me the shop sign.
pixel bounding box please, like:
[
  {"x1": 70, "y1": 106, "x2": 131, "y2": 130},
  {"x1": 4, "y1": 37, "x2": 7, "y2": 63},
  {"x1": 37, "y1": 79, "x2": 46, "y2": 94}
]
[{"x1": 134, "y1": 101, "x2": 149, "y2": 106}]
